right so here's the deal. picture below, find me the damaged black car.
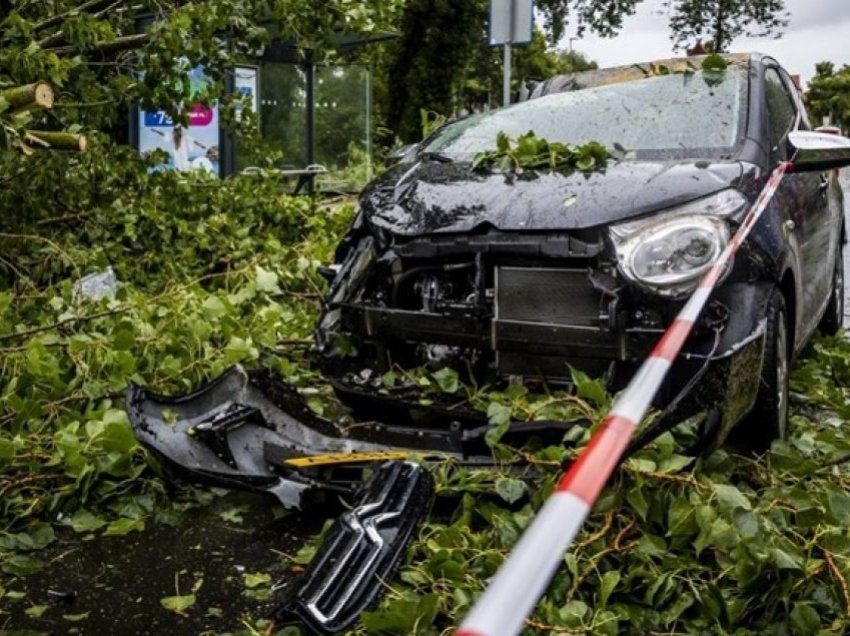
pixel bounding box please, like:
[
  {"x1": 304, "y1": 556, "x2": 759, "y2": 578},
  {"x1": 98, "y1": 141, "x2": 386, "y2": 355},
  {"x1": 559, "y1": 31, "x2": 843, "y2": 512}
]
[{"x1": 316, "y1": 52, "x2": 847, "y2": 451}]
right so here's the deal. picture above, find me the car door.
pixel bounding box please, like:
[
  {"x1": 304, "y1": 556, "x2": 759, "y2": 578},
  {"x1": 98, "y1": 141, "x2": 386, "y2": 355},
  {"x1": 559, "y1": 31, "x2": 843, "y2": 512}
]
[{"x1": 763, "y1": 66, "x2": 832, "y2": 339}]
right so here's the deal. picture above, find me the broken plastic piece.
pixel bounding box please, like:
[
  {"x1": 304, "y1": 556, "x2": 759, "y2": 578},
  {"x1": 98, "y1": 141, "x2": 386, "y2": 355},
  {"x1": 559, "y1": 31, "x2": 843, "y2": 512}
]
[
  {"x1": 73, "y1": 266, "x2": 120, "y2": 302},
  {"x1": 127, "y1": 366, "x2": 473, "y2": 509},
  {"x1": 273, "y1": 460, "x2": 434, "y2": 633}
]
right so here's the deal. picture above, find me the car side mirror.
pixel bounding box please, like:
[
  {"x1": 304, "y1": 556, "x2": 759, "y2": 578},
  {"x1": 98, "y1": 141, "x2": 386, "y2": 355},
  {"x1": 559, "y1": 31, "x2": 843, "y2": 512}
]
[{"x1": 788, "y1": 130, "x2": 850, "y2": 172}]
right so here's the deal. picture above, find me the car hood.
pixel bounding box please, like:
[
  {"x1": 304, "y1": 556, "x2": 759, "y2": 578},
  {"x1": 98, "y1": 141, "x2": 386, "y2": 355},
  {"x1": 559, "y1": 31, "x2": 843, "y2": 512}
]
[{"x1": 361, "y1": 159, "x2": 745, "y2": 236}]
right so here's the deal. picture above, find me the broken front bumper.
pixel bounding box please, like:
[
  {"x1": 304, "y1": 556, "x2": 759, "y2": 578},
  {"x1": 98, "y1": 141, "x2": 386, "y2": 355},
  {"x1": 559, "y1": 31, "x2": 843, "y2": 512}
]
[{"x1": 127, "y1": 366, "x2": 495, "y2": 509}]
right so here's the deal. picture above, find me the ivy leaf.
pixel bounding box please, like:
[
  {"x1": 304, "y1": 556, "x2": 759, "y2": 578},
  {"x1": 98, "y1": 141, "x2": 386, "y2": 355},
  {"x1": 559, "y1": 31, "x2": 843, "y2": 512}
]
[
  {"x1": 494, "y1": 477, "x2": 527, "y2": 504},
  {"x1": 160, "y1": 594, "x2": 196, "y2": 614},
  {"x1": 432, "y1": 367, "x2": 459, "y2": 394},
  {"x1": 103, "y1": 517, "x2": 144, "y2": 537},
  {"x1": 2, "y1": 554, "x2": 44, "y2": 576},
  {"x1": 713, "y1": 483, "x2": 752, "y2": 512},
  {"x1": 701, "y1": 53, "x2": 728, "y2": 72},
  {"x1": 25, "y1": 604, "x2": 48, "y2": 618},
  {"x1": 242, "y1": 572, "x2": 271, "y2": 588},
  {"x1": 255, "y1": 265, "x2": 280, "y2": 293},
  {"x1": 496, "y1": 131, "x2": 510, "y2": 154},
  {"x1": 69, "y1": 509, "x2": 107, "y2": 533},
  {"x1": 361, "y1": 593, "x2": 438, "y2": 633},
  {"x1": 790, "y1": 602, "x2": 820, "y2": 635},
  {"x1": 485, "y1": 402, "x2": 513, "y2": 446},
  {"x1": 598, "y1": 570, "x2": 620, "y2": 609}
]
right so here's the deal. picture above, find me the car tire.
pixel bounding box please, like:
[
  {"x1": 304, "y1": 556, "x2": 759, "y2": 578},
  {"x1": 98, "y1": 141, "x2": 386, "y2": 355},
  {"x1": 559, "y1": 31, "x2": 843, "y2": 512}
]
[
  {"x1": 745, "y1": 291, "x2": 790, "y2": 452},
  {"x1": 818, "y1": 240, "x2": 844, "y2": 336}
]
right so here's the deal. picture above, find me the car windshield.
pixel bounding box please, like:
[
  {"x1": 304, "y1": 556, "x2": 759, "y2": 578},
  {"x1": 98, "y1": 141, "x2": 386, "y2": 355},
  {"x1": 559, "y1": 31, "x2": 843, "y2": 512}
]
[{"x1": 423, "y1": 68, "x2": 747, "y2": 161}]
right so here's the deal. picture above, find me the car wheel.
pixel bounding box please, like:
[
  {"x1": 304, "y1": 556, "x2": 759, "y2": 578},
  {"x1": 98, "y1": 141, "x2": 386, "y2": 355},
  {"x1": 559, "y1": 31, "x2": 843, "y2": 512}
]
[
  {"x1": 818, "y1": 240, "x2": 844, "y2": 336},
  {"x1": 745, "y1": 291, "x2": 790, "y2": 452}
]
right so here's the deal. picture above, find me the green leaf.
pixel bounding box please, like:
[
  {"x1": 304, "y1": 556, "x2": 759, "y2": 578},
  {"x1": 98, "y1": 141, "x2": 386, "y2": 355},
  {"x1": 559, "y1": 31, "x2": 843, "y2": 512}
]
[
  {"x1": 485, "y1": 402, "x2": 513, "y2": 446},
  {"x1": 25, "y1": 604, "x2": 48, "y2": 618},
  {"x1": 243, "y1": 572, "x2": 271, "y2": 588},
  {"x1": 713, "y1": 483, "x2": 752, "y2": 512},
  {"x1": 219, "y1": 506, "x2": 246, "y2": 524},
  {"x1": 202, "y1": 296, "x2": 227, "y2": 318},
  {"x1": 598, "y1": 570, "x2": 620, "y2": 608},
  {"x1": 771, "y1": 547, "x2": 803, "y2": 572},
  {"x1": 255, "y1": 265, "x2": 280, "y2": 293},
  {"x1": 361, "y1": 593, "x2": 439, "y2": 633},
  {"x1": 103, "y1": 517, "x2": 144, "y2": 537},
  {"x1": 496, "y1": 131, "x2": 510, "y2": 153},
  {"x1": 160, "y1": 594, "x2": 196, "y2": 614},
  {"x1": 2, "y1": 554, "x2": 44, "y2": 576},
  {"x1": 668, "y1": 496, "x2": 698, "y2": 537},
  {"x1": 658, "y1": 455, "x2": 694, "y2": 474},
  {"x1": 494, "y1": 477, "x2": 527, "y2": 504},
  {"x1": 789, "y1": 602, "x2": 820, "y2": 635},
  {"x1": 701, "y1": 53, "x2": 728, "y2": 72},
  {"x1": 432, "y1": 367, "x2": 459, "y2": 394}
]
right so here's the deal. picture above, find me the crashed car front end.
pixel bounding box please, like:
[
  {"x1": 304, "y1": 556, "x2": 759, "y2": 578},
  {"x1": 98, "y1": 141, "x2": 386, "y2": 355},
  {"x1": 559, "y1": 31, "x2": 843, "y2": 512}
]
[{"x1": 316, "y1": 189, "x2": 770, "y2": 436}]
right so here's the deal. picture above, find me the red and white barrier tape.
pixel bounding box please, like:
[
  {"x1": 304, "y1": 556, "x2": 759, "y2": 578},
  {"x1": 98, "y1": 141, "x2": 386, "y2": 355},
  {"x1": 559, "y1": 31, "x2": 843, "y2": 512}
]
[{"x1": 456, "y1": 161, "x2": 791, "y2": 636}]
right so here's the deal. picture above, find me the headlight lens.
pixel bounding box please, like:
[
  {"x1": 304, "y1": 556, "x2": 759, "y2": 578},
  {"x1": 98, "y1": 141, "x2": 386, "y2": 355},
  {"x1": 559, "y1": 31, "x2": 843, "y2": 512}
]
[{"x1": 610, "y1": 190, "x2": 746, "y2": 296}]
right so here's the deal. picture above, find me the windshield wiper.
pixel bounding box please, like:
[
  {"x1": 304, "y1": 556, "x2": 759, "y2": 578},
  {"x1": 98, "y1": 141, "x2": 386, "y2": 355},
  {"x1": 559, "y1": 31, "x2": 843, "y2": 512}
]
[{"x1": 417, "y1": 150, "x2": 453, "y2": 163}]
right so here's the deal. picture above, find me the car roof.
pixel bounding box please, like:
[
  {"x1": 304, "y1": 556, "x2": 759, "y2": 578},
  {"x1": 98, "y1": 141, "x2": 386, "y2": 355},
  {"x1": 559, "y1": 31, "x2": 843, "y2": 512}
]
[{"x1": 526, "y1": 52, "x2": 756, "y2": 101}]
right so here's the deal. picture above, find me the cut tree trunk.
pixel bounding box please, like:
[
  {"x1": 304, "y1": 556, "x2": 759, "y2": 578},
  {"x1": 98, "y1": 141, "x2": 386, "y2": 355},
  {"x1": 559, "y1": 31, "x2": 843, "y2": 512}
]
[
  {"x1": 24, "y1": 131, "x2": 88, "y2": 152},
  {"x1": 1, "y1": 82, "x2": 55, "y2": 112}
]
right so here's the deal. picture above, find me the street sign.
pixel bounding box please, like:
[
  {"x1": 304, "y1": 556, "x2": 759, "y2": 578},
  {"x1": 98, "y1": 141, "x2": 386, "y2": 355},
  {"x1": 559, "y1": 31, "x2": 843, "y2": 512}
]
[
  {"x1": 490, "y1": 0, "x2": 534, "y2": 106},
  {"x1": 489, "y1": 0, "x2": 534, "y2": 46}
]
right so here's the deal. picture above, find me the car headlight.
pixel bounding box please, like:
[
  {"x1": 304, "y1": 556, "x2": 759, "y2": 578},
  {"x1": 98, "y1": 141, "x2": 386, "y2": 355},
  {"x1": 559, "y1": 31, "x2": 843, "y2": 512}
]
[{"x1": 609, "y1": 190, "x2": 746, "y2": 297}]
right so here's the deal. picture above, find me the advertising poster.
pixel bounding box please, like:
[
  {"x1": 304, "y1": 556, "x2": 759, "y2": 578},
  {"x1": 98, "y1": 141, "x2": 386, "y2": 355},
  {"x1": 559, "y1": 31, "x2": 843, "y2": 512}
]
[
  {"x1": 138, "y1": 66, "x2": 221, "y2": 175},
  {"x1": 234, "y1": 66, "x2": 259, "y2": 119}
]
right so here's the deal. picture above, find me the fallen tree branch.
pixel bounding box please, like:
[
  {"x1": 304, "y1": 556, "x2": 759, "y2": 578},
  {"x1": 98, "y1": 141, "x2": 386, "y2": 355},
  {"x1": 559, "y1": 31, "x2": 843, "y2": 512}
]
[
  {"x1": 25, "y1": 130, "x2": 88, "y2": 152},
  {"x1": 1, "y1": 82, "x2": 54, "y2": 112},
  {"x1": 37, "y1": 0, "x2": 129, "y2": 49},
  {"x1": 0, "y1": 306, "x2": 131, "y2": 343},
  {"x1": 46, "y1": 33, "x2": 149, "y2": 56},
  {"x1": 33, "y1": 0, "x2": 124, "y2": 32}
]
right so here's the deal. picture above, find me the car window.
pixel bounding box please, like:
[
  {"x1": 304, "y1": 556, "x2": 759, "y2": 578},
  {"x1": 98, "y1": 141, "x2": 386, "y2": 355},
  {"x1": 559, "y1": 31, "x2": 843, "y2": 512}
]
[
  {"x1": 423, "y1": 68, "x2": 748, "y2": 162},
  {"x1": 764, "y1": 68, "x2": 798, "y2": 160},
  {"x1": 779, "y1": 68, "x2": 812, "y2": 130}
]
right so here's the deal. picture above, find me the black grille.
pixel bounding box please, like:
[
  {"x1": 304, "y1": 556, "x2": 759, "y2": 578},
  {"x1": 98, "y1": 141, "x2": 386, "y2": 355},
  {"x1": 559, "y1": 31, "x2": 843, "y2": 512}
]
[{"x1": 496, "y1": 267, "x2": 602, "y2": 327}]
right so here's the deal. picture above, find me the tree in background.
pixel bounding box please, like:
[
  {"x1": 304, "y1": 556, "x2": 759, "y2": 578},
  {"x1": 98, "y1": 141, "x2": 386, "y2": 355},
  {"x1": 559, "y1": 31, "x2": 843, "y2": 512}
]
[
  {"x1": 664, "y1": 0, "x2": 789, "y2": 52},
  {"x1": 381, "y1": 0, "x2": 598, "y2": 143},
  {"x1": 461, "y1": 31, "x2": 596, "y2": 115},
  {"x1": 807, "y1": 62, "x2": 850, "y2": 132},
  {"x1": 383, "y1": 0, "x2": 486, "y2": 143},
  {"x1": 535, "y1": 0, "x2": 643, "y2": 41}
]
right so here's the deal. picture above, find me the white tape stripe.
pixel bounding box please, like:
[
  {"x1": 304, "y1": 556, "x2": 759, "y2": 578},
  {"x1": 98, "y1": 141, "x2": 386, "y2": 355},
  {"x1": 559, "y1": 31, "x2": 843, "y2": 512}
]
[
  {"x1": 608, "y1": 356, "x2": 671, "y2": 422},
  {"x1": 457, "y1": 492, "x2": 590, "y2": 636},
  {"x1": 678, "y1": 286, "x2": 713, "y2": 322}
]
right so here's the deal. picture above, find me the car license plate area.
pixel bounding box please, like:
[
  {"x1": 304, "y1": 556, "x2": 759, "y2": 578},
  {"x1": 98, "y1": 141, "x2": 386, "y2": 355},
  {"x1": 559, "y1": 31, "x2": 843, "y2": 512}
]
[{"x1": 495, "y1": 266, "x2": 620, "y2": 378}]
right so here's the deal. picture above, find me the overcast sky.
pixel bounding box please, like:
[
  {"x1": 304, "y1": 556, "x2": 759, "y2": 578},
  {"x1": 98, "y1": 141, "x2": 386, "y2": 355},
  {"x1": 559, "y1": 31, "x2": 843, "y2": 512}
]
[{"x1": 553, "y1": 0, "x2": 850, "y2": 88}]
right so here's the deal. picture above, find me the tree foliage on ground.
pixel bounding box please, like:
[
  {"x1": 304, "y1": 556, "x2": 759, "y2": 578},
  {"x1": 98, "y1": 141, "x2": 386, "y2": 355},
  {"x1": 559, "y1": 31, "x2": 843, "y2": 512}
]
[
  {"x1": 663, "y1": 0, "x2": 789, "y2": 52},
  {"x1": 807, "y1": 62, "x2": 850, "y2": 132},
  {"x1": 4, "y1": 2, "x2": 850, "y2": 634}
]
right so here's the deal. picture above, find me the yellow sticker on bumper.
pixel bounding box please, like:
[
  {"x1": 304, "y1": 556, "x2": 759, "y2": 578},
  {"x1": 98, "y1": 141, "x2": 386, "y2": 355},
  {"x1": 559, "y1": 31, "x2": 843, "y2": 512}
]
[{"x1": 282, "y1": 450, "x2": 438, "y2": 468}]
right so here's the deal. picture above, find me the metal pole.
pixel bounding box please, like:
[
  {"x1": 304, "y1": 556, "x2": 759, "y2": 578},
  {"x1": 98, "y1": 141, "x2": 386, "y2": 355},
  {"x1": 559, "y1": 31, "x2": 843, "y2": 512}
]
[
  {"x1": 503, "y1": 43, "x2": 512, "y2": 107},
  {"x1": 365, "y1": 67, "x2": 372, "y2": 182},
  {"x1": 304, "y1": 59, "x2": 315, "y2": 193}
]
